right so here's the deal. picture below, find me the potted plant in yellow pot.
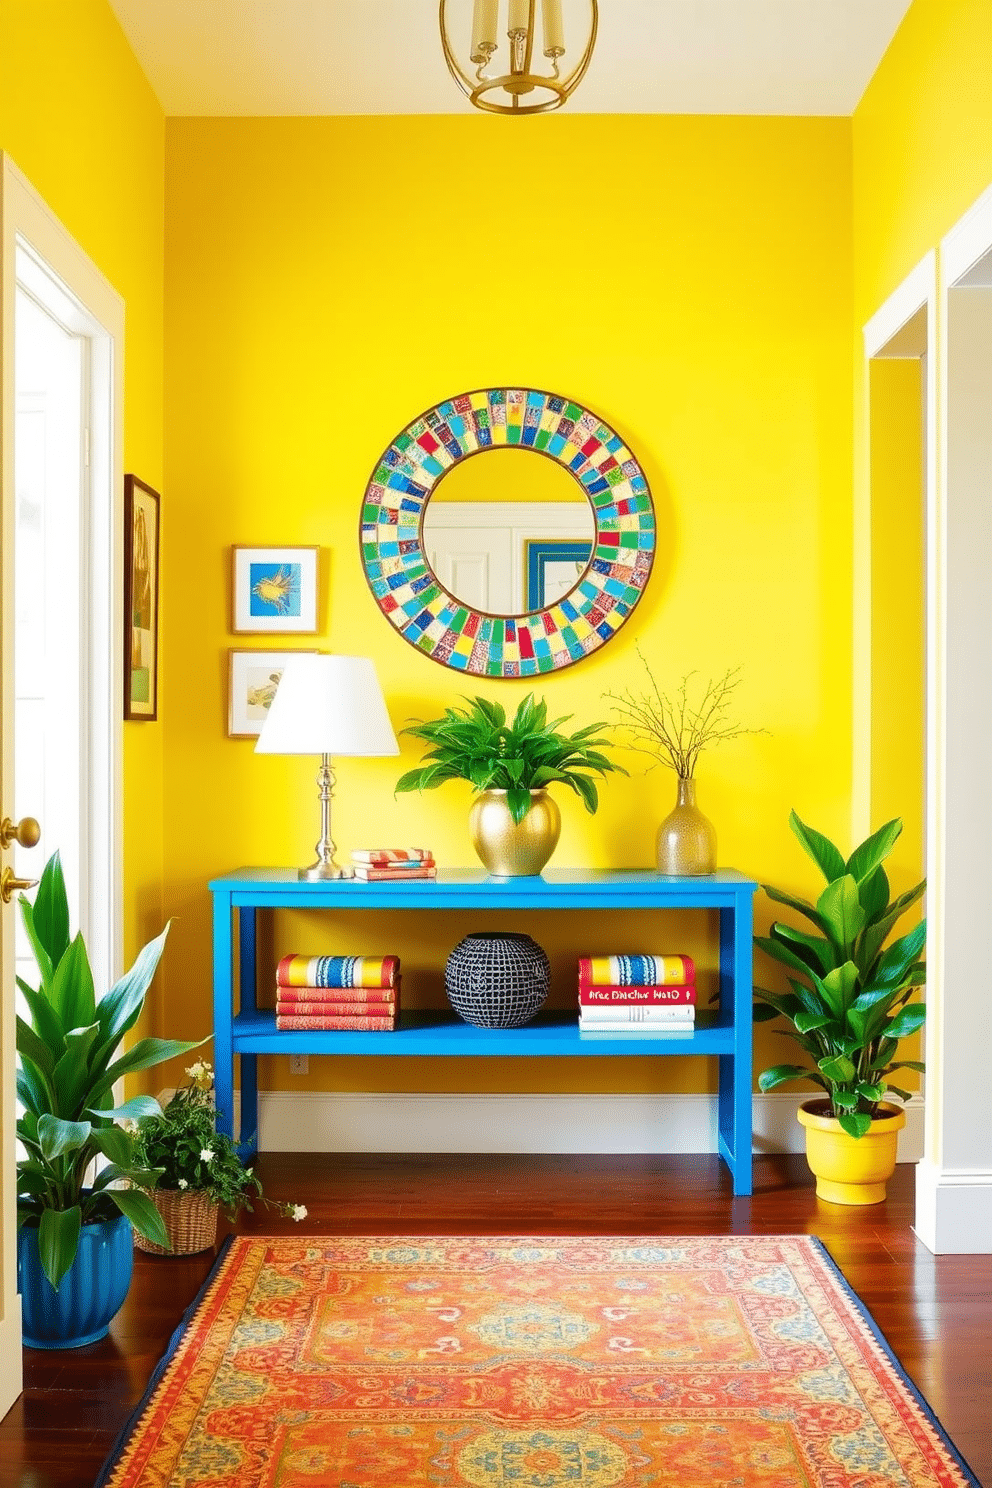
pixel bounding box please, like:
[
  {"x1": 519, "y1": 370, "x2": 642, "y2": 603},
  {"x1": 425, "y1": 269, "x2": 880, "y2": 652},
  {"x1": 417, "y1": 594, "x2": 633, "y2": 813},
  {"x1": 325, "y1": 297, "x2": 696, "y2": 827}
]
[
  {"x1": 754, "y1": 812, "x2": 926, "y2": 1205},
  {"x1": 131, "y1": 1060, "x2": 307, "y2": 1253},
  {"x1": 395, "y1": 693, "x2": 625, "y2": 875}
]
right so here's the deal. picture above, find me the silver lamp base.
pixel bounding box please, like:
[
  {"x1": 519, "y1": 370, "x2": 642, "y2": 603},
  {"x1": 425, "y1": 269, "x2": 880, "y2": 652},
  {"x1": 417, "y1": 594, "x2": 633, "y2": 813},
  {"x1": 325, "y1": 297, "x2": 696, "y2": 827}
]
[{"x1": 298, "y1": 861, "x2": 354, "y2": 881}]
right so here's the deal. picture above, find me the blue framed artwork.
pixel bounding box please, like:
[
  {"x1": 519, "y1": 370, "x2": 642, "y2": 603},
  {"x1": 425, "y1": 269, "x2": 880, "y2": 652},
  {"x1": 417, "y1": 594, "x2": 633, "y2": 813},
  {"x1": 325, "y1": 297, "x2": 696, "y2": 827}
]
[
  {"x1": 525, "y1": 539, "x2": 593, "y2": 612},
  {"x1": 232, "y1": 546, "x2": 318, "y2": 633}
]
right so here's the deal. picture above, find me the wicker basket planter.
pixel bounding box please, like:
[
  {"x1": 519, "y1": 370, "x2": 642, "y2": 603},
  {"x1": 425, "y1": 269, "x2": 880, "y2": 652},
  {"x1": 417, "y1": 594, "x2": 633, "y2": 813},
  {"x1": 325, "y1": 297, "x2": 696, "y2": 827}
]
[{"x1": 133, "y1": 1188, "x2": 219, "y2": 1256}]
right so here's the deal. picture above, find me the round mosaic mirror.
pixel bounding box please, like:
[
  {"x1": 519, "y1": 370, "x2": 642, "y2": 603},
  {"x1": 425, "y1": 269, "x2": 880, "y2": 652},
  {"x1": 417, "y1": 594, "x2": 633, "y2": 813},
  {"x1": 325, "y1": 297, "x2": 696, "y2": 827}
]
[{"x1": 360, "y1": 388, "x2": 655, "y2": 678}]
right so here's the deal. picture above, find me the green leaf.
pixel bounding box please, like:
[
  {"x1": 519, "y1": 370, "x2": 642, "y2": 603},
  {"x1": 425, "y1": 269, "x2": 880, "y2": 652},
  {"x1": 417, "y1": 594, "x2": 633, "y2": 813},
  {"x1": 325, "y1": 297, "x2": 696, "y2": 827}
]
[
  {"x1": 37, "y1": 1204, "x2": 82, "y2": 1290},
  {"x1": 761, "y1": 884, "x2": 828, "y2": 933},
  {"x1": 817, "y1": 875, "x2": 866, "y2": 952},
  {"x1": 97, "y1": 923, "x2": 172, "y2": 1046},
  {"x1": 96, "y1": 1094, "x2": 164, "y2": 1123},
  {"x1": 873, "y1": 919, "x2": 927, "y2": 989},
  {"x1": 837, "y1": 1111, "x2": 873, "y2": 1139},
  {"x1": 770, "y1": 924, "x2": 834, "y2": 975},
  {"x1": 98, "y1": 1036, "x2": 203, "y2": 1094},
  {"x1": 107, "y1": 1187, "x2": 169, "y2": 1249},
  {"x1": 845, "y1": 818, "x2": 902, "y2": 885},
  {"x1": 818, "y1": 1053, "x2": 856, "y2": 1083},
  {"x1": 754, "y1": 934, "x2": 820, "y2": 981},
  {"x1": 16, "y1": 1015, "x2": 56, "y2": 1079},
  {"x1": 31, "y1": 851, "x2": 71, "y2": 971},
  {"x1": 90, "y1": 1125, "x2": 133, "y2": 1166},
  {"x1": 831, "y1": 1089, "x2": 860, "y2": 1110},
  {"x1": 858, "y1": 865, "x2": 890, "y2": 924},
  {"x1": 37, "y1": 1114, "x2": 91, "y2": 1162},
  {"x1": 17, "y1": 978, "x2": 66, "y2": 1052},
  {"x1": 48, "y1": 932, "x2": 96, "y2": 1033},
  {"x1": 19, "y1": 896, "x2": 54, "y2": 994},
  {"x1": 757, "y1": 1064, "x2": 816, "y2": 1091},
  {"x1": 884, "y1": 1003, "x2": 927, "y2": 1040},
  {"x1": 795, "y1": 1009, "x2": 832, "y2": 1033},
  {"x1": 821, "y1": 961, "x2": 860, "y2": 1017},
  {"x1": 506, "y1": 786, "x2": 533, "y2": 825},
  {"x1": 856, "y1": 1080, "x2": 886, "y2": 1101},
  {"x1": 789, "y1": 811, "x2": 846, "y2": 882}
]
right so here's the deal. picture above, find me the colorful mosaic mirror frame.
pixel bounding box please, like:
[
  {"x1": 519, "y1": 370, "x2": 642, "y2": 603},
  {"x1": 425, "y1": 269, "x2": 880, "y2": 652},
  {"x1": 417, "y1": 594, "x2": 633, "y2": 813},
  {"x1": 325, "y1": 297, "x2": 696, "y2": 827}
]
[{"x1": 360, "y1": 388, "x2": 655, "y2": 677}]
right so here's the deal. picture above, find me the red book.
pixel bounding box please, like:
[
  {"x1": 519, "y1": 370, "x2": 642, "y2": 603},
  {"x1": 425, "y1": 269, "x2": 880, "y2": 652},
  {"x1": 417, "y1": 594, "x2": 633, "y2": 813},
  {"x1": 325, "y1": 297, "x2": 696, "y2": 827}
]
[
  {"x1": 275, "y1": 999, "x2": 397, "y2": 1018},
  {"x1": 578, "y1": 983, "x2": 697, "y2": 1006},
  {"x1": 275, "y1": 984, "x2": 398, "y2": 1005},
  {"x1": 275, "y1": 1014, "x2": 396, "y2": 1031}
]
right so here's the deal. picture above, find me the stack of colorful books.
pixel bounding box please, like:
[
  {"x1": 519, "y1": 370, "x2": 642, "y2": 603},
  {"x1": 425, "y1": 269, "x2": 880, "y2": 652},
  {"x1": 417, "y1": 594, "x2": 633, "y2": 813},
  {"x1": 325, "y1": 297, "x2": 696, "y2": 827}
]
[
  {"x1": 275, "y1": 954, "x2": 400, "y2": 1031},
  {"x1": 577, "y1": 954, "x2": 696, "y2": 1035},
  {"x1": 350, "y1": 848, "x2": 436, "y2": 881}
]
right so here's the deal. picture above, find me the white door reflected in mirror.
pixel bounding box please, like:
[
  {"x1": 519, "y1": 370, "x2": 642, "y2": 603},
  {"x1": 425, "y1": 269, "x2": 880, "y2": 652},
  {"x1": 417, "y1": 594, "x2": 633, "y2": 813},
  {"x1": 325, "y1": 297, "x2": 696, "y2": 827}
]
[{"x1": 421, "y1": 448, "x2": 594, "y2": 616}]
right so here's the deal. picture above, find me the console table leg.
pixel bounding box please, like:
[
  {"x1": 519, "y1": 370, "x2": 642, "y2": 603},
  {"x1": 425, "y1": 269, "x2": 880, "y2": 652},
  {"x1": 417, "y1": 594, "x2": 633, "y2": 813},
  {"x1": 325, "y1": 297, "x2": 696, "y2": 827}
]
[
  {"x1": 212, "y1": 891, "x2": 235, "y2": 1144},
  {"x1": 719, "y1": 898, "x2": 754, "y2": 1196},
  {"x1": 238, "y1": 907, "x2": 259, "y2": 1158}
]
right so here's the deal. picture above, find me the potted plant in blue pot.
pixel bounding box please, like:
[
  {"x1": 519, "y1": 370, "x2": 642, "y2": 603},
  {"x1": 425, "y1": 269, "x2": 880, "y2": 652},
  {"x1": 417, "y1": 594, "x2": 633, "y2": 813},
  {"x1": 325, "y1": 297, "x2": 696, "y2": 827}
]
[{"x1": 16, "y1": 851, "x2": 202, "y2": 1347}]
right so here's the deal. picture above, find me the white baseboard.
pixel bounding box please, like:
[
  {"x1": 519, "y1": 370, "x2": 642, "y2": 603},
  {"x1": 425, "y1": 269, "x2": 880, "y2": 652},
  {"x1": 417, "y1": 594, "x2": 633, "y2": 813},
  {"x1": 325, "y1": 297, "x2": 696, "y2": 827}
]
[
  {"x1": 0, "y1": 1302, "x2": 23, "y2": 1417},
  {"x1": 238, "y1": 1091, "x2": 924, "y2": 1162},
  {"x1": 914, "y1": 1159, "x2": 992, "y2": 1254}
]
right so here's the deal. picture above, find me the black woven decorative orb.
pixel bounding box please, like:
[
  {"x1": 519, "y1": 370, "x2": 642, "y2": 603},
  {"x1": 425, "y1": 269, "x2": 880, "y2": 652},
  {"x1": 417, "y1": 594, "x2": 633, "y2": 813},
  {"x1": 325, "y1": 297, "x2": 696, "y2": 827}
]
[{"x1": 444, "y1": 931, "x2": 551, "y2": 1029}]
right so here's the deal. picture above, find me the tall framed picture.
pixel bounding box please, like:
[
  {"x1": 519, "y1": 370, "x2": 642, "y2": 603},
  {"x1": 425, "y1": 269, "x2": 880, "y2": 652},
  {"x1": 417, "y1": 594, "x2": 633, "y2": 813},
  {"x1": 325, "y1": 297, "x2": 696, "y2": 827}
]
[
  {"x1": 124, "y1": 475, "x2": 160, "y2": 720},
  {"x1": 228, "y1": 650, "x2": 316, "y2": 738},
  {"x1": 232, "y1": 545, "x2": 319, "y2": 633}
]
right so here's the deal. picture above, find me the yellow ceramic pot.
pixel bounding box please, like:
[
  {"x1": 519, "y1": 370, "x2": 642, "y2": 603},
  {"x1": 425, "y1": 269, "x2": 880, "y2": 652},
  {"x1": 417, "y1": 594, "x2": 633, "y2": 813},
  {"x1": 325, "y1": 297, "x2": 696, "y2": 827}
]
[
  {"x1": 469, "y1": 789, "x2": 561, "y2": 876},
  {"x1": 797, "y1": 1100, "x2": 906, "y2": 1205}
]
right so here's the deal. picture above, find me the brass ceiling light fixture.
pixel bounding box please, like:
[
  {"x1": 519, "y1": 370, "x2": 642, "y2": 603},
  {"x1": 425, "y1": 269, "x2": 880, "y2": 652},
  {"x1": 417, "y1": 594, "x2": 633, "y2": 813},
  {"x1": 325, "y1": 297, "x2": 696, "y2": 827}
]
[{"x1": 439, "y1": 0, "x2": 598, "y2": 116}]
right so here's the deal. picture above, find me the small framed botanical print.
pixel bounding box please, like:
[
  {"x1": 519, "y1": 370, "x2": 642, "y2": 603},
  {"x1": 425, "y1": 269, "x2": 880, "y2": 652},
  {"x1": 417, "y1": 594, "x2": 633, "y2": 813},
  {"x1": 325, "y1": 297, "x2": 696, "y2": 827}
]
[
  {"x1": 228, "y1": 650, "x2": 316, "y2": 738},
  {"x1": 232, "y1": 545, "x2": 318, "y2": 633},
  {"x1": 124, "y1": 475, "x2": 160, "y2": 720}
]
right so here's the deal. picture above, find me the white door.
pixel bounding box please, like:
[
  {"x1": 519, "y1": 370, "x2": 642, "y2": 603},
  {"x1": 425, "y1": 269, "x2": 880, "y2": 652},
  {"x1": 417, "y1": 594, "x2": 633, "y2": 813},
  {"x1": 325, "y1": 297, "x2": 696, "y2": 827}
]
[{"x1": 0, "y1": 154, "x2": 124, "y2": 1412}]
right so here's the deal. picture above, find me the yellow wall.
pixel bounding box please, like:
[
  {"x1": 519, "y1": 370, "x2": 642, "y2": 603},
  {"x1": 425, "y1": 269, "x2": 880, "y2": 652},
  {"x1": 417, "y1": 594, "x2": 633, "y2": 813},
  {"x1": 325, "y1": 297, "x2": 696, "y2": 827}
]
[
  {"x1": 0, "y1": 2, "x2": 166, "y2": 979},
  {"x1": 853, "y1": 0, "x2": 992, "y2": 326},
  {"x1": 163, "y1": 114, "x2": 853, "y2": 1097}
]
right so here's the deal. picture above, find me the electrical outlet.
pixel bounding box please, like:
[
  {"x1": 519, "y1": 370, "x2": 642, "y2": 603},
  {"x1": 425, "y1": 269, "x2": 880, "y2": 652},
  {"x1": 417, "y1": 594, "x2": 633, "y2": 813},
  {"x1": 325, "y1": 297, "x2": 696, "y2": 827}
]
[{"x1": 289, "y1": 1054, "x2": 309, "y2": 1075}]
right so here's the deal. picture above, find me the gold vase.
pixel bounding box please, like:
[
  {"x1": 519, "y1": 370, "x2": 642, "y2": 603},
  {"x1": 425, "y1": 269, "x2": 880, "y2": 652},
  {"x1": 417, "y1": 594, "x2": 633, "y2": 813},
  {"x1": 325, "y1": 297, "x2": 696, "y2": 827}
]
[
  {"x1": 656, "y1": 776, "x2": 717, "y2": 876},
  {"x1": 469, "y1": 789, "x2": 561, "y2": 876}
]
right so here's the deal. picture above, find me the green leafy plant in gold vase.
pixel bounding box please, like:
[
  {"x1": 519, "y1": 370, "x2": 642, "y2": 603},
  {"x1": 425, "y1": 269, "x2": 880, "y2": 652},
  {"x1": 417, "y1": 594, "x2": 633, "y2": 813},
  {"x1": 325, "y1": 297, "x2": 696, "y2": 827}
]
[{"x1": 395, "y1": 693, "x2": 626, "y2": 875}]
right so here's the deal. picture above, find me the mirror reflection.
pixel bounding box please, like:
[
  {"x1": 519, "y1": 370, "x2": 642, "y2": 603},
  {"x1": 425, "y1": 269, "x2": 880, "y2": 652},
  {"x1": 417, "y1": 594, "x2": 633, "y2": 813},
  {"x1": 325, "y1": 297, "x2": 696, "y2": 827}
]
[{"x1": 421, "y1": 448, "x2": 595, "y2": 616}]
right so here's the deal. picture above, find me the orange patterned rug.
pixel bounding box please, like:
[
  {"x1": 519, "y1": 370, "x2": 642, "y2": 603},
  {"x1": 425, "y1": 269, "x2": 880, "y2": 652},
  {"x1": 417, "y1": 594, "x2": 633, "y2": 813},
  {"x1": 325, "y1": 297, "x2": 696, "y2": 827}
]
[{"x1": 99, "y1": 1235, "x2": 977, "y2": 1487}]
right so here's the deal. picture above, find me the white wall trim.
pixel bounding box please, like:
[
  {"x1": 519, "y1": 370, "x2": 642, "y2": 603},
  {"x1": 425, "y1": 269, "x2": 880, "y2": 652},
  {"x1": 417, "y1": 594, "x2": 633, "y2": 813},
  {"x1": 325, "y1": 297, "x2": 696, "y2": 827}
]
[
  {"x1": 914, "y1": 1159, "x2": 992, "y2": 1254},
  {"x1": 863, "y1": 250, "x2": 937, "y2": 359},
  {"x1": 233, "y1": 1090, "x2": 925, "y2": 1162},
  {"x1": 941, "y1": 179, "x2": 992, "y2": 287}
]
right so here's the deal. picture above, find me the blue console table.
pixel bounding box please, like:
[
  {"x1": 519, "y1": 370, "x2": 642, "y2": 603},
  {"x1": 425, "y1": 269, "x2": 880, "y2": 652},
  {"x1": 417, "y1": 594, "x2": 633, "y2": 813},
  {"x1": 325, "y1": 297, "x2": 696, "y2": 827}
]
[{"x1": 209, "y1": 867, "x2": 758, "y2": 1194}]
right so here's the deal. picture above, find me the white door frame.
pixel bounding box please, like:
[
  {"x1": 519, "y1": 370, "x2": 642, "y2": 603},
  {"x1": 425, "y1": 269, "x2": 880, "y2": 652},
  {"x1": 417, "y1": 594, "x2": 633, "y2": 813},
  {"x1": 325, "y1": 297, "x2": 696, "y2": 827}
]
[
  {"x1": 914, "y1": 181, "x2": 992, "y2": 1254},
  {"x1": 0, "y1": 153, "x2": 124, "y2": 1406},
  {"x1": 861, "y1": 252, "x2": 938, "y2": 1250}
]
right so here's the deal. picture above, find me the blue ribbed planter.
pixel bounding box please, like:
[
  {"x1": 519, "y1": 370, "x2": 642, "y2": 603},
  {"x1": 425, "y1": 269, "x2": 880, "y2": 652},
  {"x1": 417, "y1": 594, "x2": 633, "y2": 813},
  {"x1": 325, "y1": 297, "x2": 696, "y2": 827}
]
[{"x1": 18, "y1": 1213, "x2": 133, "y2": 1349}]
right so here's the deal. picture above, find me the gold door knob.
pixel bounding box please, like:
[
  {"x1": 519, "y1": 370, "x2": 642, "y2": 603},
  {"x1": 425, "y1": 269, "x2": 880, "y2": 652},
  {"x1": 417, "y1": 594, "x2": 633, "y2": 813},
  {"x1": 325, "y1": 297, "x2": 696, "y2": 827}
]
[
  {"x1": 1, "y1": 866, "x2": 38, "y2": 904},
  {"x1": 0, "y1": 815, "x2": 41, "y2": 850}
]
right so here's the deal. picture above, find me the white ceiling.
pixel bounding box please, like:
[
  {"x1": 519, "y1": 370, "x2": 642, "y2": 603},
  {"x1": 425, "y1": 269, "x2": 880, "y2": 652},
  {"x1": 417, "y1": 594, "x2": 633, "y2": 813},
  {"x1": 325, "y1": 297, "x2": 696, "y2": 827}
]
[{"x1": 107, "y1": 0, "x2": 914, "y2": 117}]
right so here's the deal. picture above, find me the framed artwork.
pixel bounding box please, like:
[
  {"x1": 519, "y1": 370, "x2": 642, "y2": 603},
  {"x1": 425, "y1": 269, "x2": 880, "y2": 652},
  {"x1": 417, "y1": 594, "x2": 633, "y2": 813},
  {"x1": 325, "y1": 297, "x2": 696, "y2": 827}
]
[
  {"x1": 232, "y1": 545, "x2": 318, "y2": 633},
  {"x1": 525, "y1": 538, "x2": 594, "y2": 612},
  {"x1": 124, "y1": 475, "x2": 160, "y2": 720},
  {"x1": 228, "y1": 650, "x2": 316, "y2": 738}
]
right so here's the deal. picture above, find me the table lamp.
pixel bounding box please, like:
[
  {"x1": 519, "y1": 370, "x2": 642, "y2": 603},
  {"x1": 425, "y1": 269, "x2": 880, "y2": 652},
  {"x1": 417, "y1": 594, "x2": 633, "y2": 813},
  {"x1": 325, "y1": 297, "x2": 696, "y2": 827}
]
[{"x1": 254, "y1": 653, "x2": 399, "y2": 880}]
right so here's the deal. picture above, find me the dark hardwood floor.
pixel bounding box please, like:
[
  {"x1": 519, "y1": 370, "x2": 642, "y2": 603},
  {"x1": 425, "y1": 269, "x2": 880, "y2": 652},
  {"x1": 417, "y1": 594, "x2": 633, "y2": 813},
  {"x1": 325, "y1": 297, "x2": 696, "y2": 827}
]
[{"x1": 2, "y1": 1153, "x2": 990, "y2": 1486}]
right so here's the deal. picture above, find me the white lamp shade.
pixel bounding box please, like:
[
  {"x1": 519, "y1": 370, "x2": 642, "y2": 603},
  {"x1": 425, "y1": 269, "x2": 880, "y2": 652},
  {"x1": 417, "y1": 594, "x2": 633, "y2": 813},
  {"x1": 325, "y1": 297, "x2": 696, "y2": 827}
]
[{"x1": 254, "y1": 654, "x2": 398, "y2": 757}]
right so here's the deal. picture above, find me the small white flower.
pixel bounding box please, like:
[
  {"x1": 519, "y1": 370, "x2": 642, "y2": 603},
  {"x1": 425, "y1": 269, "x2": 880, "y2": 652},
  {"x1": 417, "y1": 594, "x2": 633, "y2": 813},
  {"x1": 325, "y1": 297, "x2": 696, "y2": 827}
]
[
  {"x1": 178, "y1": 1178, "x2": 189, "y2": 1190},
  {"x1": 291, "y1": 1204, "x2": 308, "y2": 1222},
  {"x1": 199, "y1": 1147, "x2": 214, "y2": 1163}
]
